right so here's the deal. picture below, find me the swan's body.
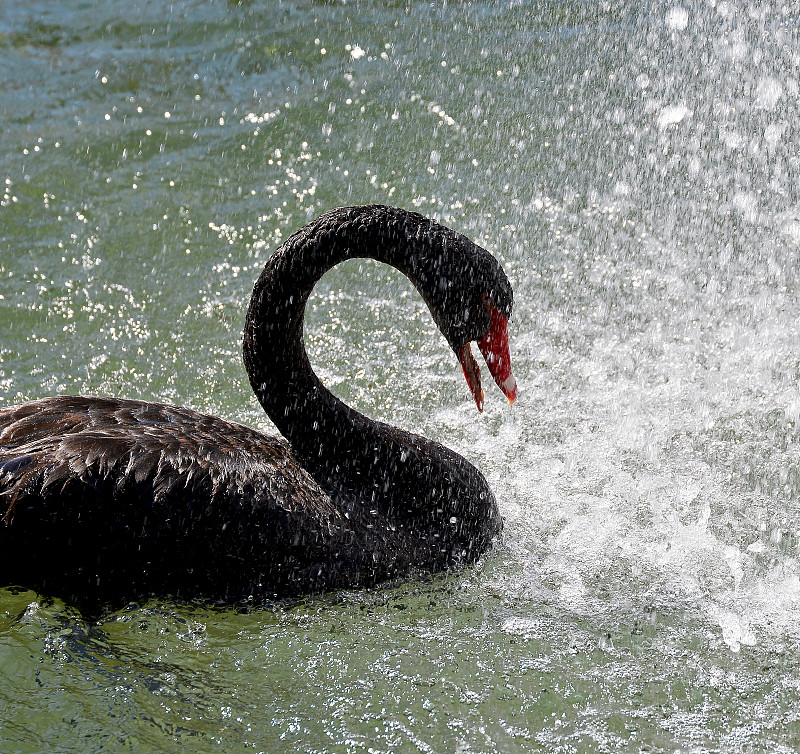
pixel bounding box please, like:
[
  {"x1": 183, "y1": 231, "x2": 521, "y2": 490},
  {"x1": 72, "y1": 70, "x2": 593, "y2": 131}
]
[{"x1": 0, "y1": 205, "x2": 515, "y2": 612}]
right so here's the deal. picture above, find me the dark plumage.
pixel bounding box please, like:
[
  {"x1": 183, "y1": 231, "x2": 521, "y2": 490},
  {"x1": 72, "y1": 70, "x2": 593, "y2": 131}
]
[{"x1": 0, "y1": 205, "x2": 515, "y2": 613}]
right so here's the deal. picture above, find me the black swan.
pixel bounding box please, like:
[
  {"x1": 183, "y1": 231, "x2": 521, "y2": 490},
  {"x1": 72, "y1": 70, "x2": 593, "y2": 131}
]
[{"x1": 0, "y1": 205, "x2": 515, "y2": 611}]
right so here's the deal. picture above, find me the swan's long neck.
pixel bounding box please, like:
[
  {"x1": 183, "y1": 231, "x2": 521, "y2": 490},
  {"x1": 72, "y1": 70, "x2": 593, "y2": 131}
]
[
  {"x1": 242, "y1": 206, "x2": 496, "y2": 534},
  {"x1": 244, "y1": 207, "x2": 416, "y2": 462}
]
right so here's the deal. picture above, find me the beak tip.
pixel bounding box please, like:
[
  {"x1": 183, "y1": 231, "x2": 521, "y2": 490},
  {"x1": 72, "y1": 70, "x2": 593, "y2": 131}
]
[{"x1": 502, "y1": 375, "x2": 517, "y2": 405}]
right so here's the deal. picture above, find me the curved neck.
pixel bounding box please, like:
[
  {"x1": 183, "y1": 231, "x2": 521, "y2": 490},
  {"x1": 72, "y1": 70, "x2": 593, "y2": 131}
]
[{"x1": 243, "y1": 206, "x2": 436, "y2": 472}]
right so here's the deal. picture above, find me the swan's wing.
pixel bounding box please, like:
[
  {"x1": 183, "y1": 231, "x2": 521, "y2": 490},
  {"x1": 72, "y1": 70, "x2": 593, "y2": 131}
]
[
  {"x1": 0, "y1": 396, "x2": 354, "y2": 604},
  {"x1": 0, "y1": 395, "x2": 348, "y2": 522}
]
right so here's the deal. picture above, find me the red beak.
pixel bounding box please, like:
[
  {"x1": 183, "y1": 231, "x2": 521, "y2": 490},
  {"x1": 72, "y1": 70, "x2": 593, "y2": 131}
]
[{"x1": 457, "y1": 305, "x2": 517, "y2": 412}]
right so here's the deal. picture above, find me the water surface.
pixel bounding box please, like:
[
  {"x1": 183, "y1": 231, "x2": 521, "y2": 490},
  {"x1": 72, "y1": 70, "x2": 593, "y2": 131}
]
[{"x1": 2, "y1": 0, "x2": 800, "y2": 751}]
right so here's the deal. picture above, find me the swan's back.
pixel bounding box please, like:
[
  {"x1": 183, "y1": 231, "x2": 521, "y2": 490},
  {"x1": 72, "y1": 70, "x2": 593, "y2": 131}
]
[
  {"x1": 0, "y1": 396, "x2": 367, "y2": 608},
  {"x1": 0, "y1": 396, "x2": 325, "y2": 513}
]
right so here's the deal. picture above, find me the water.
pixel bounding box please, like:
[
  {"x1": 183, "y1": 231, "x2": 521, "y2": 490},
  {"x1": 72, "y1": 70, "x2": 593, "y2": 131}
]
[{"x1": 2, "y1": 0, "x2": 800, "y2": 750}]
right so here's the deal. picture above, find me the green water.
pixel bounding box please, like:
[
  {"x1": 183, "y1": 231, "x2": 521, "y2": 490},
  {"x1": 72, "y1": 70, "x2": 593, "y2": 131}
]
[{"x1": 2, "y1": 0, "x2": 800, "y2": 751}]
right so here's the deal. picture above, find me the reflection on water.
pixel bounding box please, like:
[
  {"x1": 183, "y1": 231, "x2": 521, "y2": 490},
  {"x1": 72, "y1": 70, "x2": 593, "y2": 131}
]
[{"x1": 2, "y1": 0, "x2": 800, "y2": 751}]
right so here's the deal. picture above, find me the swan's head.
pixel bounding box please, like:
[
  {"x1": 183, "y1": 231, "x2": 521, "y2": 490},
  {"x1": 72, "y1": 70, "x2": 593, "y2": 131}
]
[{"x1": 415, "y1": 226, "x2": 516, "y2": 413}]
